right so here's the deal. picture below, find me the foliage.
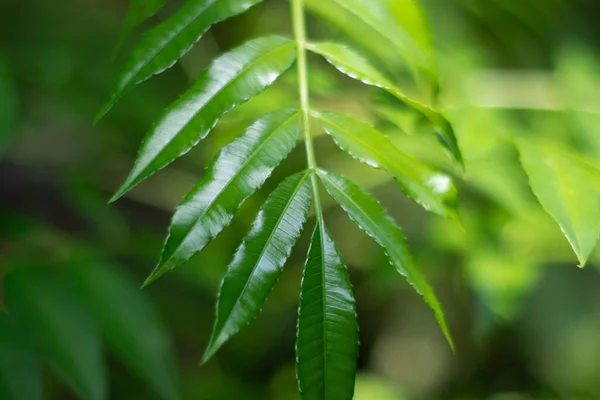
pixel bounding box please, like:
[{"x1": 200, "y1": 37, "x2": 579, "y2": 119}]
[
  {"x1": 95, "y1": 0, "x2": 468, "y2": 397},
  {"x1": 4, "y1": 0, "x2": 600, "y2": 398}
]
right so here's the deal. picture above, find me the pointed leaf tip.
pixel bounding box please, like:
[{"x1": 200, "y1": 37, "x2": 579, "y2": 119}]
[
  {"x1": 317, "y1": 169, "x2": 454, "y2": 350},
  {"x1": 101, "y1": 0, "x2": 268, "y2": 117},
  {"x1": 202, "y1": 171, "x2": 312, "y2": 363},
  {"x1": 518, "y1": 139, "x2": 600, "y2": 267},
  {"x1": 146, "y1": 109, "x2": 302, "y2": 284},
  {"x1": 111, "y1": 36, "x2": 296, "y2": 200}
]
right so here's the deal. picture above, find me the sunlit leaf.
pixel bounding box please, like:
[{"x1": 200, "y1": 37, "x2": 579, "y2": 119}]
[
  {"x1": 0, "y1": 314, "x2": 43, "y2": 400},
  {"x1": 4, "y1": 269, "x2": 107, "y2": 400},
  {"x1": 145, "y1": 109, "x2": 302, "y2": 284},
  {"x1": 110, "y1": 36, "x2": 297, "y2": 201},
  {"x1": 322, "y1": 0, "x2": 429, "y2": 77},
  {"x1": 380, "y1": 0, "x2": 432, "y2": 56},
  {"x1": 67, "y1": 262, "x2": 179, "y2": 400},
  {"x1": 518, "y1": 139, "x2": 600, "y2": 266},
  {"x1": 314, "y1": 112, "x2": 458, "y2": 220},
  {"x1": 307, "y1": 42, "x2": 463, "y2": 166},
  {"x1": 317, "y1": 169, "x2": 453, "y2": 350},
  {"x1": 303, "y1": 0, "x2": 400, "y2": 69},
  {"x1": 296, "y1": 221, "x2": 359, "y2": 400},
  {"x1": 98, "y1": 0, "x2": 266, "y2": 119},
  {"x1": 203, "y1": 171, "x2": 313, "y2": 362}
]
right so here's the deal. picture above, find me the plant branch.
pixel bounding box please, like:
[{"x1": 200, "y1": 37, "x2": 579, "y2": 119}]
[{"x1": 292, "y1": 0, "x2": 323, "y2": 219}]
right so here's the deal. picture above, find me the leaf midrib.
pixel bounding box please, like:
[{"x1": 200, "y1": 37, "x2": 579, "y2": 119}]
[
  {"x1": 218, "y1": 170, "x2": 310, "y2": 338},
  {"x1": 162, "y1": 111, "x2": 301, "y2": 267}
]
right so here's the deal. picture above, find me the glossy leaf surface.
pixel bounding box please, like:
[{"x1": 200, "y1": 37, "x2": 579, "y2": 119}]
[
  {"x1": 317, "y1": 169, "x2": 453, "y2": 350},
  {"x1": 314, "y1": 111, "x2": 457, "y2": 220},
  {"x1": 518, "y1": 139, "x2": 600, "y2": 266},
  {"x1": 203, "y1": 171, "x2": 313, "y2": 362},
  {"x1": 98, "y1": 0, "x2": 265, "y2": 119},
  {"x1": 0, "y1": 314, "x2": 43, "y2": 400},
  {"x1": 307, "y1": 42, "x2": 462, "y2": 166},
  {"x1": 296, "y1": 222, "x2": 358, "y2": 400},
  {"x1": 111, "y1": 36, "x2": 297, "y2": 201},
  {"x1": 4, "y1": 269, "x2": 107, "y2": 400},
  {"x1": 146, "y1": 109, "x2": 302, "y2": 284},
  {"x1": 68, "y1": 262, "x2": 179, "y2": 400}
]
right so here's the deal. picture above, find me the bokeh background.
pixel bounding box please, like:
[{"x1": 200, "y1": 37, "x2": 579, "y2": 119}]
[{"x1": 2, "y1": 0, "x2": 600, "y2": 399}]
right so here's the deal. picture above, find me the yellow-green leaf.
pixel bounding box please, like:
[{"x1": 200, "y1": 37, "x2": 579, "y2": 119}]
[
  {"x1": 518, "y1": 139, "x2": 600, "y2": 266},
  {"x1": 314, "y1": 111, "x2": 458, "y2": 220}
]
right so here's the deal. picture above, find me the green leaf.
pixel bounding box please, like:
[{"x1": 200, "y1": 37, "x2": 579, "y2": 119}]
[
  {"x1": 517, "y1": 139, "x2": 600, "y2": 267},
  {"x1": 380, "y1": 0, "x2": 432, "y2": 56},
  {"x1": 67, "y1": 262, "x2": 179, "y2": 400},
  {"x1": 145, "y1": 109, "x2": 302, "y2": 285},
  {"x1": 4, "y1": 269, "x2": 107, "y2": 400},
  {"x1": 307, "y1": 42, "x2": 463, "y2": 167},
  {"x1": 303, "y1": 0, "x2": 400, "y2": 69},
  {"x1": 203, "y1": 171, "x2": 313, "y2": 362},
  {"x1": 317, "y1": 169, "x2": 454, "y2": 350},
  {"x1": 0, "y1": 314, "x2": 43, "y2": 400},
  {"x1": 313, "y1": 111, "x2": 458, "y2": 221},
  {"x1": 321, "y1": 0, "x2": 429, "y2": 77},
  {"x1": 114, "y1": 0, "x2": 167, "y2": 58},
  {"x1": 98, "y1": 0, "x2": 266, "y2": 119},
  {"x1": 296, "y1": 221, "x2": 359, "y2": 400},
  {"x1": 110, "y1": 36, "x2": 297, "y2": 201}
]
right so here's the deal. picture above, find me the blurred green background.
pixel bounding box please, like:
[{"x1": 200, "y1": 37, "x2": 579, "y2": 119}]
[{"x1": 3, "y1": 0, "x2": 600, "y2": 399}]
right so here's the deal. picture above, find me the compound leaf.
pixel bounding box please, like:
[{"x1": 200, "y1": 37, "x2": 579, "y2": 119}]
[
  {"x1": 314, "y1": 111, "x2": 457, "y2": 221},
  {"x1": 145, "y1": 109, "x2": 302, "y2": 285},
  {"x1": 111, "y1": 36, "x2": 297, "y2": 201},
  {"x1": 317, "y1": 169, "x2": 453, "y2": 350},
  {"x1": 296, "y1": 222, "x2": 359, "y2": 400},
  {"x1": 203, "y1": 171, "x2": 313, "y2": 362},
  {"x1": 307, "y1": 42, "x2": 462, "y2": 166},
  {"x1": 98, "y1": 0, "x2": 266, "y2": 119}
]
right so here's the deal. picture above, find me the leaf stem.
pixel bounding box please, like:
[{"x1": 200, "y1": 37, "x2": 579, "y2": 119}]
[{"x1": 292, "y1": 0, "x2": 323, "y2": 219}]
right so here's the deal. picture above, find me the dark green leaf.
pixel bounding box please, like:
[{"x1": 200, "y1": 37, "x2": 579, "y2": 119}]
[
  {"x1": 145, "y1": 109, "x2": 302, "y2": 284},
  {"x1": 296, "y1": 222, "x2": 359, "y2": 400},
  {"x1": 317, "y1": 169, "x2": 454, "y2": 350},
  {"x1": 203, "y1": 171, "x2": 313, "y2": 362},
  {"x1": 0, "y1": 314, "x2": 43, "y2": 400},
  {"x1": 314, "y1": 112, "x2": 458, "y2": 221},
  {"x1": 114, "y1": 0, "x2": 167, "y2": 57},
  {"x1": 4, "y1": 269, "x2": 107, "y2": 400},
  {"x1": 518, "y1": 139, "x2": 600, "y2": 267},
  {"x1": 307, "y1": 42, "x2": 462, "y2": 166},
  {"x1": 98, "y1": 0, "x2": 266, "y2": 119},
  {"x1": 68, "y1": 262, "x2": 179, "y2": 400},
  {"x1": 110, "y1": 36, "x2": 297, "y2": 201}
]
